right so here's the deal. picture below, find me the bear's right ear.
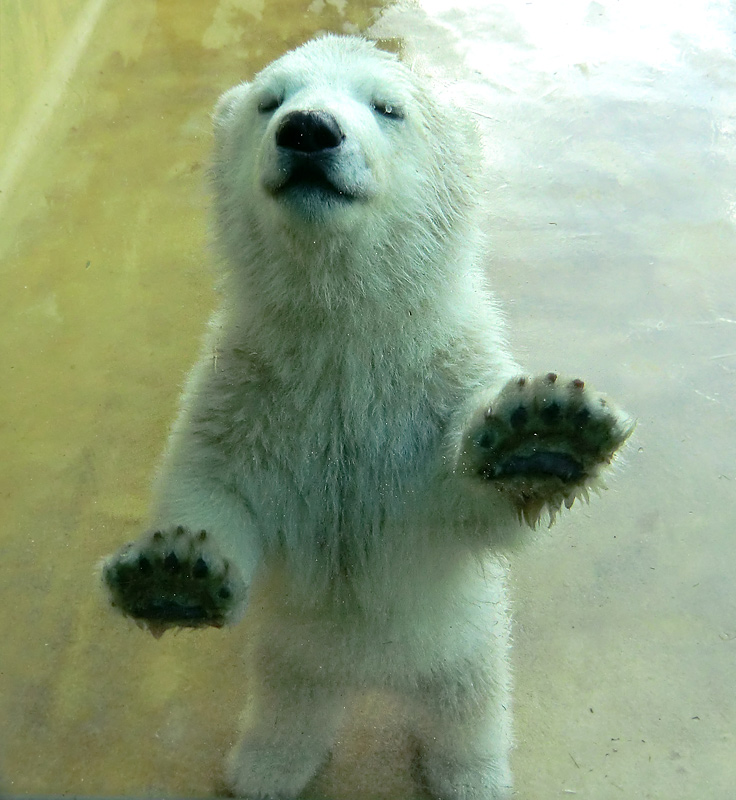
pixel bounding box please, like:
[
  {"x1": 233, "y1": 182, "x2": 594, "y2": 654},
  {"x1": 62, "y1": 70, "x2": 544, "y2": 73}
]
[{"x1": 213, "y1": 82, "x2": 250, "y2": 132}]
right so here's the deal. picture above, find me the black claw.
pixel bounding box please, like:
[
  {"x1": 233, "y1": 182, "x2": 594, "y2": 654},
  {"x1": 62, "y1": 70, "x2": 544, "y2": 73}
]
[
  {"x1": 193, "y1": 557, "x2": 209, "y2": 578},
  {"x1": 163, "y1": 552, "x2": 181, "y2": 573},
  {"x1": 138, "y1": 555, "x2": 152, "y2": 573},
  {"x1": 218, "y1": 586, "x2": 231, "y2": 600}
]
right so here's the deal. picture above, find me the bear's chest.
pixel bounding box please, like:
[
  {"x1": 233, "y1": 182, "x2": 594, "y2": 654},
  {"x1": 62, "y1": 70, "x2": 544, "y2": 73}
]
[{"x1": 212, "y1": 343, "x2": 452, "y2": 521}]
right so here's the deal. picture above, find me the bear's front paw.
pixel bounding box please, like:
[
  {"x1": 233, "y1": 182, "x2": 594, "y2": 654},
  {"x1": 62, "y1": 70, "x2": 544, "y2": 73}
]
[
  {"x1": 101, "y1": 526, "x2": 248, "y2": 636},
  {"x1": 462, "y1": 373, "x2": 634, "y2": 526}
]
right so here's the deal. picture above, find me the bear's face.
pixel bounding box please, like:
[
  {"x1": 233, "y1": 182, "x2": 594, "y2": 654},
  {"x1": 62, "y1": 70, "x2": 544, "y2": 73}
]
[
  {"x1": 213, "y1": 37, "x2": 477, "y2": 241},
  {"x1": 253, "y1": 53, "x2": 412, "y2": 216}
]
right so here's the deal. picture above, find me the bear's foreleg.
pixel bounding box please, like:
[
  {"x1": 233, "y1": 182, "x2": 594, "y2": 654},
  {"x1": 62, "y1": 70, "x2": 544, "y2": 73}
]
[{"x1": 101, "y1": 436, "x2": 260, "y2": 634}]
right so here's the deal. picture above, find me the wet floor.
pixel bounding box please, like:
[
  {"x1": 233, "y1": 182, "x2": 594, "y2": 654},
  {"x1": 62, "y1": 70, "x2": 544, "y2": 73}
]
[{"x1": 1, "y1": 1, "x2": 734, "y2": 798}]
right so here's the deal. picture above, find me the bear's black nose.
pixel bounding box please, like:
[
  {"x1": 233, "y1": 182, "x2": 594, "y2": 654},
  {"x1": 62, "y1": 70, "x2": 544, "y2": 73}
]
[{"x1": 276, "y1": 111, "x2": 345, "y2": 153}]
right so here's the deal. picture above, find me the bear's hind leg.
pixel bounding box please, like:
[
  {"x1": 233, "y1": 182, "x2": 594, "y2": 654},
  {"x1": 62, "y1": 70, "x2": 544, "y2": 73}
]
[
  {"x1": 225, "y1": 675, "x2": 346, "y2": 799},
  {"x1": 412, "y1": 666, "x2": 513, "y2": 800}
]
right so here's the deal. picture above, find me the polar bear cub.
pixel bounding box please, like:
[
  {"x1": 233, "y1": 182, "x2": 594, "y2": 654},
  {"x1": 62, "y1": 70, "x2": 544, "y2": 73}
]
[{"x1": 103, "y1": 35, "x2": 632, "y2": 799}]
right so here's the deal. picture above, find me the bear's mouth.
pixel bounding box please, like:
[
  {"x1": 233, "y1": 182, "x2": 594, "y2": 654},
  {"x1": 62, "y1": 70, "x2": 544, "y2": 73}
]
[
  {"x1": 267, "y1": 159, "x2": 359, "y2": 203},
  {"x1": 281, "y1": 163, "x2": 355, "y2": 198}
]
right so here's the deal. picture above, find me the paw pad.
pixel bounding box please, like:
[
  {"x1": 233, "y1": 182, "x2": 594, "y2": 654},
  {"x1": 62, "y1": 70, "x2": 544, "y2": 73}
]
[
  {"x1": 462, "y1": 373, "x2": 634, "y2": 525},
  {"x1": 102, "y1": 526, "x2": 247, "y2": 634}
]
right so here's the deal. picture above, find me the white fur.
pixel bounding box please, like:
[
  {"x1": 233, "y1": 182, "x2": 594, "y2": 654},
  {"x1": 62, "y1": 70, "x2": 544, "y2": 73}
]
[{"x1": 144, "y1": 36, "x2": 557, "y2": 799}]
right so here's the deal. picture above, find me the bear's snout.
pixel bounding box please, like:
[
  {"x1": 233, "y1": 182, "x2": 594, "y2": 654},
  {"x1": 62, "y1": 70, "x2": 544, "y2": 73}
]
[
  {"x1": 276, "y1": 111, "x2": 345, "y2": 154},
  {"x1": 262, "y1": 107, "x2": 376, "y2": 206}
]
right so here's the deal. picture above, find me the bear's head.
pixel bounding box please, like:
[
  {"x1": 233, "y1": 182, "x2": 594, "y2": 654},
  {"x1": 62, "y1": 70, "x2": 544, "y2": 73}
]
[{"x1": 211, "y1": 36, "x2": 482, "y2": 307}]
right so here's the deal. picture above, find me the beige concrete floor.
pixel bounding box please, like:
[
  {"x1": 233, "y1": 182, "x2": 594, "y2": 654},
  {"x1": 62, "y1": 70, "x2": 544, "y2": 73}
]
[{"x1": 1, "y1": 1, "x2": 735, "y2": 799}]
